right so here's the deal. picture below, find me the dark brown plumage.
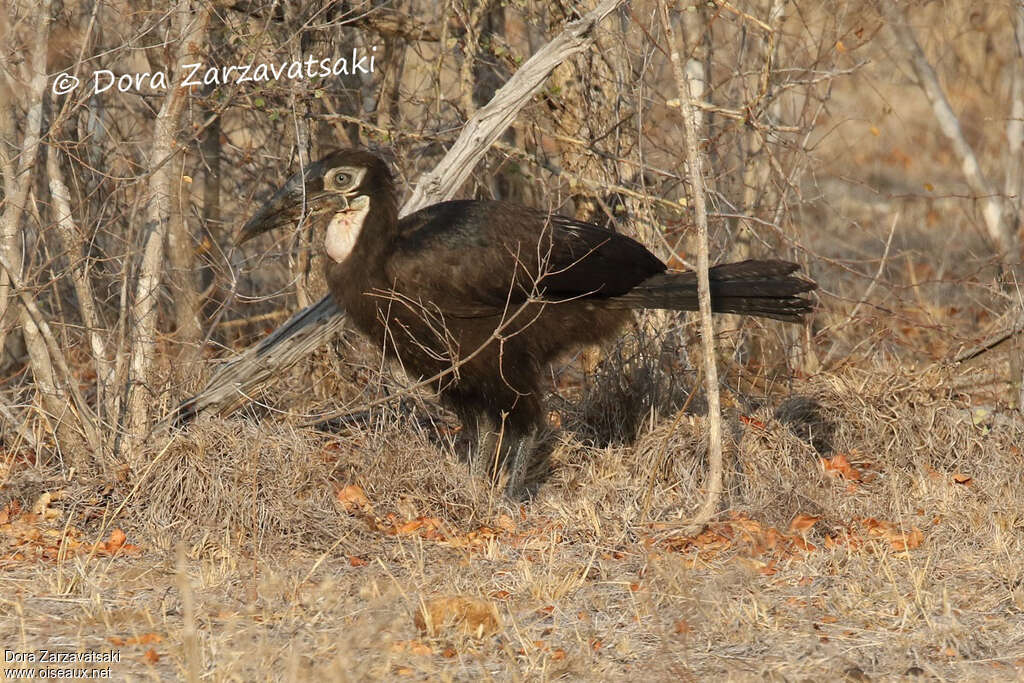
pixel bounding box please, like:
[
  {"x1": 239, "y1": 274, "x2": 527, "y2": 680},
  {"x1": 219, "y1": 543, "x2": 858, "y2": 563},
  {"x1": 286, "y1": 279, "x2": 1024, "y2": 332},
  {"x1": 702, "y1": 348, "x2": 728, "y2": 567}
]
[{"x1": 238, "y1": 149, "x2": 816, "y2": 496}]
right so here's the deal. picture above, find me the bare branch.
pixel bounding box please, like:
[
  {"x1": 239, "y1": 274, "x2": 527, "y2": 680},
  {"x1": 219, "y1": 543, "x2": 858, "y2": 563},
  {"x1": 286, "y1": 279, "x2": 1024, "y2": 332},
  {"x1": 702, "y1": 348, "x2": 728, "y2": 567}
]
[
  {"x1": 657, "y1": 0, "x2": 724, "y2": 532},
  {"x1": 47, "y1": 148, "x2": 112, "y2": 414},
  {"x1": 0, "y1": 0, "x2": 52, "y2": 370},
  {"x1": 0, "y1": 251, "x2": 102, "y2": 456},
  {"x1": 402, "y1": 0, "x2": 621, "y2": 213},
  {"x1": 126, "y1": 1, "x2": 211, "y2": 456},
  {"x1": 879, "y1": 2, "x2": 1015, "y2": 257}
]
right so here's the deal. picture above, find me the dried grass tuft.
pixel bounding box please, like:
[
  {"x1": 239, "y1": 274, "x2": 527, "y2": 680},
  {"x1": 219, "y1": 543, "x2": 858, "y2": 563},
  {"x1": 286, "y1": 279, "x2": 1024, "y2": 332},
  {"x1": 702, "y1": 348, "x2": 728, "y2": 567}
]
[{"x1": 129, "y1": 419, "x2": 342, "y2": 551}]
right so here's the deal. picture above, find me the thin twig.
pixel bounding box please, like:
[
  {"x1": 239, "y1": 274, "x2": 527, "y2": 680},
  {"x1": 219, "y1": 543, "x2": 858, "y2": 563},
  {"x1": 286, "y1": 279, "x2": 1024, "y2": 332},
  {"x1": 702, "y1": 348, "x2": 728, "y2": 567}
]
[
  {"x1": 658, "y1": 0, "x2": 724, "y2": 533},
  {"x1": 821, "y1": 213, "x2": 898, "y2": 368},
  {"x1": 0, "y1": 252, "x2": 102, "y2": 455},
  {"x1": 953, "y1": 310, "x2": 1024, "y2": 364}
]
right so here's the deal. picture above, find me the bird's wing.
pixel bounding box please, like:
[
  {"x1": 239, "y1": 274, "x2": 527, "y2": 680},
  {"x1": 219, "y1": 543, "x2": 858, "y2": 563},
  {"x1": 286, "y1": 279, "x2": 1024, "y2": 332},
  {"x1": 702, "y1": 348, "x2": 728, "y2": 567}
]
[{"x1": 383, "y1": 200, "x2": 666, "y2": 318}]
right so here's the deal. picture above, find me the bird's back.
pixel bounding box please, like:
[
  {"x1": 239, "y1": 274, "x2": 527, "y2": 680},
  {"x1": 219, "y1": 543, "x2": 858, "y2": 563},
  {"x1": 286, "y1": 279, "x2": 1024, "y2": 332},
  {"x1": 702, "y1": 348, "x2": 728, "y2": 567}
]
[{"x1": 389, "y1": 200, "x2": 666, "y2": 316}]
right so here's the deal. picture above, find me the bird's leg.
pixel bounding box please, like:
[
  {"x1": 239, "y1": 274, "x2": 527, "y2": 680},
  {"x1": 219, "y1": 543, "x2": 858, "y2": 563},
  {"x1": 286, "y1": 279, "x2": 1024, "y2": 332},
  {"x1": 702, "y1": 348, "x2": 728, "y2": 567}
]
[
  {"x1": 493, "y1": 395, "x2": 545, "y2": 498},
  {"x1": 469, "y1": 412, "x2": 500, "y2": 480},
  {"x1": 447, "y1": 393, "x2": 545, "y2": 498},
  {"x1": 462, "y1": 409, "x2": 539, "y2": 498},
  {"x1": 499, "y1": 423, "x2": 539, "y2": 499}
]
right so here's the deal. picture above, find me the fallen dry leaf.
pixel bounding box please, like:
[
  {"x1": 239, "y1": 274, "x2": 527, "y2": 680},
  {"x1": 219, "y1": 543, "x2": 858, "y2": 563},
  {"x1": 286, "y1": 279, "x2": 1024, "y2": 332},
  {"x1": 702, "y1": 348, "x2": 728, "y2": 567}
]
[
  {"x1": 496, "y1": 514, "x2": 516, "y2": 532},
  {"x1": 106, "y1": 528, "x2": 127, "y2": 553},
  {"x1": 891, "y1": 527, "x2": 924, "y2": 551},
  {"x1": 110, "y1": 633, "x2": 162, "y2": 647},
  {"x1": 336, "y1": 484, "x2": 372, "y2": 513},
  {"x1": 739, "y1": 415, "x2": 766, "y2": 429},
  {"x1": 414, "y1": 595, "x2": 500, "y2": 638},
  {"x1": 822, "y1": 454, "x2": 861, "y2": 481},
  {"x1": 31, "y1": 491, "x2": 64, "y2": 520},
  {"x1": 860, "y1": 518, "x2": 924, "y2": 551}
]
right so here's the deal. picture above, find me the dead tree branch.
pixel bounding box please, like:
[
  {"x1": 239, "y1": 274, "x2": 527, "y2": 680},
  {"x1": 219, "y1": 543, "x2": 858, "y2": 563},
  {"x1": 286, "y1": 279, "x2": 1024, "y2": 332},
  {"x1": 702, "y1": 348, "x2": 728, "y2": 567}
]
[
  {"x1": 125, "y1": 1, "x2": 211, "y2": 458},
  {"x1": 0, "y1": 0, "x2": 52, "y2": 380},
  {"x1": 880, "y1": 2, "x2": 1015, "y2": 258},
  {"x1": 0, "y1": 252, "x2": 102, "y2": 456},
  {"x1": 47, "y1": 148, "x2": 113, "y2": 419},
  {"x1": 658, "y1": 0, "x2": 724, "y2": 532}
]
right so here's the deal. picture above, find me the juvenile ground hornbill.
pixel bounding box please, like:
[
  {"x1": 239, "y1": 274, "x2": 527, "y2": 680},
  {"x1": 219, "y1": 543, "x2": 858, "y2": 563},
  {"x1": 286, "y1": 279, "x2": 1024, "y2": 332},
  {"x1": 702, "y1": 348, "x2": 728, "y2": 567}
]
[{"x1": 238, "y1": 149, "x2": 816, "y2": 496}]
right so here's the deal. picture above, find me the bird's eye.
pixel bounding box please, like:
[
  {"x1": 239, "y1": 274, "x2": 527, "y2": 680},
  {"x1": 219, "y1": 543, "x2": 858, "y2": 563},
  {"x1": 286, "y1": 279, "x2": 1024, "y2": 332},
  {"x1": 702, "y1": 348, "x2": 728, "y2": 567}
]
[{"x1": 333, "y1": 172, "x2": 352, "y2": 188}]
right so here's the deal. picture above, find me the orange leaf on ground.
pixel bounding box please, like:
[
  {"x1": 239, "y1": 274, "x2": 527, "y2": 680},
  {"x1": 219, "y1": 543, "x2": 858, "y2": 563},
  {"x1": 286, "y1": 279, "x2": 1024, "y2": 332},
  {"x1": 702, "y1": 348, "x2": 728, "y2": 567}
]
[
  {"x1": 496, "y1": 514, "x2": 516, "y2": 532},
  {"x1": 143, "y1": 649, "x2": 160, "y2": 664},
  {"x1": 336, "y1": 484, "x2": 372, "y2": 512},
  {"x1": 414, "y1": 596, "x2": 500, "y2": 638},
  {"x1": 890, "y1": 527, "x2": 924, "y2": 551},
  {"x1": 110, "y1": 633, "x2": 162, "y2": 647},
  {"x1": 106, "y1": 528, "x2": 127, "y2": 553},
  {"x1": 395, "y1": 519, "x2": 425, "y2": 534},
  {"x1": 860, "y1": 518, "x2": 924, "y2": 550},
  {"x1": 348, "y1": 555, "x2": 367, "y2": 567},
  {"x1": 739, "y1": 415, "x2": 766, "y2": 429},
  {"x1": 822, "y1": 454, "x2": 861, "y2": 481},
  {"x1": 952, "y1": 473, "x2": 973, "y2": 486}
]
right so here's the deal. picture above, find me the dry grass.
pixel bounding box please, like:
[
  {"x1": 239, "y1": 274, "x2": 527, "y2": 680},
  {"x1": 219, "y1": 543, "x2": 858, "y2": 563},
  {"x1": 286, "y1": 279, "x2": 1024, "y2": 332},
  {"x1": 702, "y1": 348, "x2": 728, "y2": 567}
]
[{"x1": 3, "y1": 358, "x2": 1023, "y2": 681}]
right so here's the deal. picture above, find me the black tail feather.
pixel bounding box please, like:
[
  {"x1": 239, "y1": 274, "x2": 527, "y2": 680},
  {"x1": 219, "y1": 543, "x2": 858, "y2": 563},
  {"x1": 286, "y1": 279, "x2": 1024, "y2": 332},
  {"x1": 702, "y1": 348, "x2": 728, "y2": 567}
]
[{"x1": 603, "y1": 259, "x2": 816, "y2": 323}]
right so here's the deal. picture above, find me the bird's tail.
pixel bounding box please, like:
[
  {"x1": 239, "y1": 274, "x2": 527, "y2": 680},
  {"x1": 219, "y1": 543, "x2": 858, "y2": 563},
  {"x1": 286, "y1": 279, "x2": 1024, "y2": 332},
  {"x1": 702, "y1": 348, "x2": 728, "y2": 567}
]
[{"x1": 603, "y1": 259, "x2": 816, "y2": 323}]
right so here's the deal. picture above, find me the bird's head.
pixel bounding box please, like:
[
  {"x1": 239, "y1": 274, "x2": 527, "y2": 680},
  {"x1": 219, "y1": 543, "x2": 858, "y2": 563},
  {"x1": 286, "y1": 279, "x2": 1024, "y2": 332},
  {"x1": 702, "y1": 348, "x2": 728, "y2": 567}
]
[{"x1": 235, "y1": 149, "x2": 396, "y2": 261}]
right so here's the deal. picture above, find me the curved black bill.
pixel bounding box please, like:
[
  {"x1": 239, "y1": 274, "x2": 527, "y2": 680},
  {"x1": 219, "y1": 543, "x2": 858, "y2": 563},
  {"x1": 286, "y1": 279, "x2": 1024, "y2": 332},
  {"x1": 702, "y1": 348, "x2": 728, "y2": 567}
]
[{"x1": 234, "y1": 158, "x2": 329, "y2": 245}]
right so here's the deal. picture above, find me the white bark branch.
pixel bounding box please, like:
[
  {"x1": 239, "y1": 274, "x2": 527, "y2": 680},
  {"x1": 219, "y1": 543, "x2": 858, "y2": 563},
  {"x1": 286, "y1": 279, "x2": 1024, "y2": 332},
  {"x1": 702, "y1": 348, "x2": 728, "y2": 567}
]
[
  {"x1": 403, "y1": 0, "x2": 620, "y2": 212},
  {"x1": 1006, "y1": 3, "x2": 1024, "y2": 243},
  {"x1": 0, "y1": 251, "x2": 102, "y2": 456},
  {"x1": 126, "y1": 1, "x2": 211, "y2": 455},
  {"x1": 48, "y1": 148, "x2": 113, "y2": 413},
  {"x1": 0, "y1": 0, "x2": 52, "y2": 370},
  {"x1": 881, "y1": 2, "x2": 1014, "y2": 257},
  {"x1": 658, "y1": 0, "x2": 724, "y2": 531}
]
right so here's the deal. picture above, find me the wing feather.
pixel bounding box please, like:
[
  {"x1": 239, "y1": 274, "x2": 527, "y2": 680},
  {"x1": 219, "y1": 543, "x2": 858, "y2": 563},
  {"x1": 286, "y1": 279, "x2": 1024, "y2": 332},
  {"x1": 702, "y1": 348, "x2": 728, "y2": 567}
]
[{"x1": 384, "y1": 201, "x2": 665, "y2": 317}]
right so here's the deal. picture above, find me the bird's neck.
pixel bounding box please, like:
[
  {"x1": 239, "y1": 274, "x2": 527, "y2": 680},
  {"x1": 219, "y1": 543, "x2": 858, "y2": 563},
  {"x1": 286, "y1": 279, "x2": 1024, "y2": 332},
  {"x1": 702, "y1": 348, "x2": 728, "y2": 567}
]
[
  {"x1": 357, "y1": 191, "x2": 399, "y2": 260},
  {"x1": 324, "y1": 190, "x2": 398, "y2": 285}
]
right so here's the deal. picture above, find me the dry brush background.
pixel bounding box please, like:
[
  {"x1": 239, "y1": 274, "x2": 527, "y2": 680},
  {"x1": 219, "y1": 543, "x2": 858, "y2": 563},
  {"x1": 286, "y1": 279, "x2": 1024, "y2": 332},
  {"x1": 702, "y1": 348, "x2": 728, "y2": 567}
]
[{"x1": 1, "y1": 0, "x2": 1023, "y2": 680}]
